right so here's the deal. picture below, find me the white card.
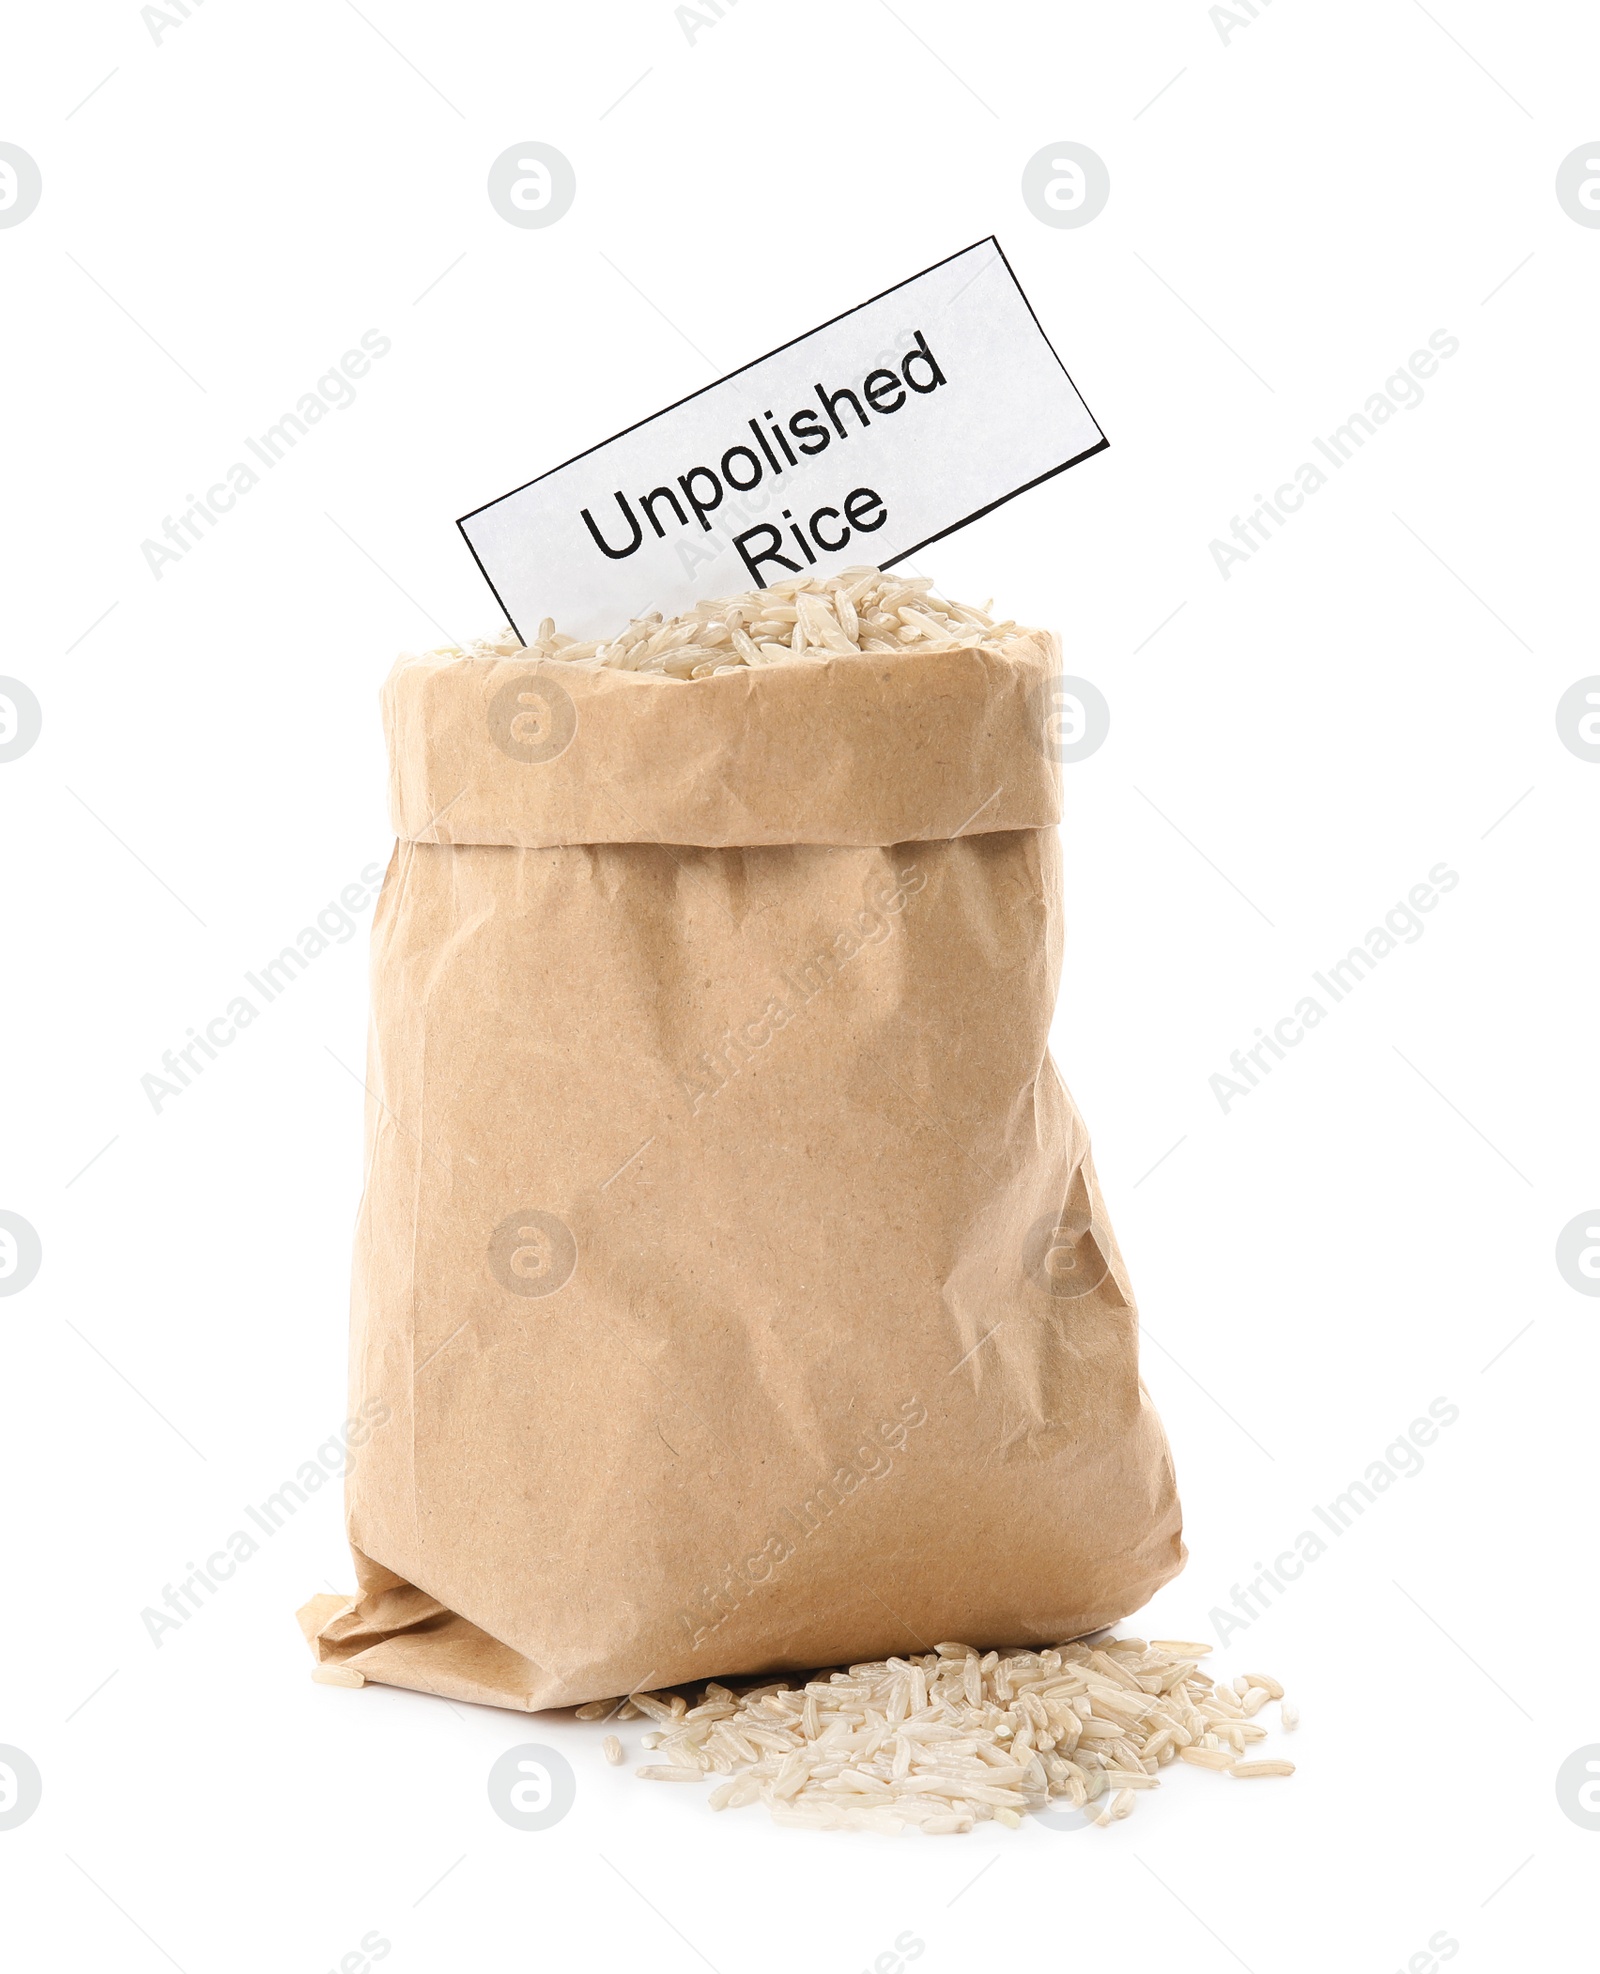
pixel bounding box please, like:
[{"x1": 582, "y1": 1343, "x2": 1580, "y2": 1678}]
[{"x1": 458, "y1": 237, "x2": 1107, "y2": 642}]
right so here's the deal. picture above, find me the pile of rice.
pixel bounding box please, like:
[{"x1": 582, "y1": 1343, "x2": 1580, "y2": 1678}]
[
  {"x1": 579, "y1": 1635, "x2": 1297, "y2": 1835},
  {"x1": 455, "y1": 568, "x2": 1030, "y2": 679}
]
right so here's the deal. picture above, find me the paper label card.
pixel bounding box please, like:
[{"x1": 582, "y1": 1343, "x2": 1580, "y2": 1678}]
[{"x1": 458, "y1": 237, "x2": 1107, "y2": 641}]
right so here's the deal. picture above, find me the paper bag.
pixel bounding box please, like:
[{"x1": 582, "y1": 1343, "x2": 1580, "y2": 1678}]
[{"x1": 302, "y1": 631, "x2": 1184, "y2": 1708}]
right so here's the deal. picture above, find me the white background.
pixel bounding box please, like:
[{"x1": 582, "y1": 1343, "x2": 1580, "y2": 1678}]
[{"x1": 3, "y1": 2, "x2": 1596, "y2": 1970}]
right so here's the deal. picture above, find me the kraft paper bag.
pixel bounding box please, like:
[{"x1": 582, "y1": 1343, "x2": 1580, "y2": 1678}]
[{"x1": 301, "y1": 631, "x2": 1183, "y2": 1709}]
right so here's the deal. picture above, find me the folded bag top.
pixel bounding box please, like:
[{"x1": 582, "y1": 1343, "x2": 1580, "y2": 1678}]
[{"x1": 384, "y1": 634, "x2": 1063, "y2": 850}]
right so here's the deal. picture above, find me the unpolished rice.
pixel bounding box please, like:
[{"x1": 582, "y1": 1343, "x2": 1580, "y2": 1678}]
[
  {"x1": 1179, "y1": 1745, "x2": 1241, "y2": 1771},
  {"x1": 581, "y1": 1634, "x2": 1294, "y2": 1836},
  {"x1": 416, "y1": 569, "x2": 1029, "y2": 680}
]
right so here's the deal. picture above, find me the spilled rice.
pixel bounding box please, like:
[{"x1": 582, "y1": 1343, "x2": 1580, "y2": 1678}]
[
  {"x1": 416, "y1": 568, "x2": 1034, "y2": 680},
  {"x1": 578, "y1": 1635, "x2": 1296, "y2": 1835}
]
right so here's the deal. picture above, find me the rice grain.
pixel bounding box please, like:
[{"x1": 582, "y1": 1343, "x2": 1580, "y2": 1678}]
[
  {"x1": 599, "y1": 1632, "x2": 1292, "y2": 1836},
  {"x1": 438, "y1": 569, "x2": 1043, "y2": 684}
]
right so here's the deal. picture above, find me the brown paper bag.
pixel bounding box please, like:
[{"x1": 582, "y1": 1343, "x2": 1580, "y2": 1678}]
[{"x1": 302, "y1": 632, "x2": 1183, "y2": 1709}]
